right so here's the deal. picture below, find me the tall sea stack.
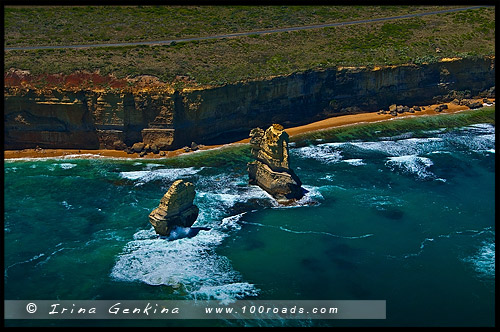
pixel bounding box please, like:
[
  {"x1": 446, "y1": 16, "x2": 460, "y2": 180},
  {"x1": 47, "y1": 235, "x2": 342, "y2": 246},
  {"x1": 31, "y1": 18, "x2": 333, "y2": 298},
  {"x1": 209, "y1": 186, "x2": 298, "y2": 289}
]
[
  {"x1": 148, "y1": 179, "x2": 199, "y2": 236},
  {"x1": 247, "y1": 124, "x2": 304, "y2": 202}
]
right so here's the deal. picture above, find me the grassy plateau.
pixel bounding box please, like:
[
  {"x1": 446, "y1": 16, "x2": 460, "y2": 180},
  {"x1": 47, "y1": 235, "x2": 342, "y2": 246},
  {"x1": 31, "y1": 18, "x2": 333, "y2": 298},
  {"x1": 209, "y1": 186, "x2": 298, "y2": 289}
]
[{"x1": 4, "y1": 5, "x2": 496, "y2": 88}]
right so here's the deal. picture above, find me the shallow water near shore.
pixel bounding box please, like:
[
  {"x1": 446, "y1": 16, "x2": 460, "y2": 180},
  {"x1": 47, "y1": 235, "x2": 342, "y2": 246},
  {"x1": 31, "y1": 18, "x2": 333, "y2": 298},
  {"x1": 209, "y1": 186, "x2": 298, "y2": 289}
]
[{"x1": 4, "y1": 118, "x2": 495, "y2": 327}]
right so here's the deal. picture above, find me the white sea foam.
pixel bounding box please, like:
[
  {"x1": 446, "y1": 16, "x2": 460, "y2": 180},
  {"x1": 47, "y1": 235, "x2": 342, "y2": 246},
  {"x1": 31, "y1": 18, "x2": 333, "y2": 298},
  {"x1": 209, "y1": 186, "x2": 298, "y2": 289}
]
[
  {"x1": 385, "y1": 155, "x2": 435, "y2": 180},
  {"x1": 61, "y1": 201, "x2": 73, "y2": 209},
  {"x1": 319, "y1": 174, "x2": 336, "y2": 182},
  {"x1": 194, "y1": 174, "x2": 277, "y2": 224},
  {"x1": 35, "y1": 246, "x2": 70, "y2": 266},
  {"x1": 190, "y1": 283, "x2": 259, "y2": 304},
  {"x1": 274, "y1": 185, "x2": 324, "y2": 208},
  {"x1": 446, "y1": 132, "x2": 495, "y2": 153},
  {"x1": 146, "y1": 163, "x2": 164, "y2": 169},
  {"x1": 422, "y1": 128, "x2": 447, "y2": 135},
  {"x1": 292, "y1": 144, "x2": 343, "y2": 164},
  {"x1": 111, "y1": 213, "x2": 258, "y2": 303},
  {"x1": 58, "y1": 163, "x2": 77, "y2": 169},
  {"x1": 240, "y1": 220, "x2": 373, "y2": 240},
  {"x1": 118, "y1": 167, "x2": 202, "y2": 185},
  {"x1": 5, "y1": 253, "x2": 45, "y2": 277},
  {"x1": 4, "y1": 167, "x2": 18, "y2": 173},
  {"x1": 343, "y1": 158, "x2": 366, "y2": 166},
  {"x1": 6, "y1": 153, "x2": 131, "y2": 162},
  {"x1": 360, "y1": 194, "x2": 405, "y2": 210},
  {"x1": 463, "y1": 240, "x2": 495, "y2": 280},
  {"x1": 350, "y1": 137, "x2": 444, "y2": 157},
  {"x1": 467, "y1": 123, "x2": 495, "y2": 132},
  {"x1": 436, "y1": 124, "x2": 495, "y2": 153},
  {"x1": 61, "y1": 154, "x2": 107, "y2": 159},
  {"x1": 393, "y1": 227, "x2": 495, "y2": 261},
  {"x1": 219, "y1": 213, "x2": 246, "y2": 232}
]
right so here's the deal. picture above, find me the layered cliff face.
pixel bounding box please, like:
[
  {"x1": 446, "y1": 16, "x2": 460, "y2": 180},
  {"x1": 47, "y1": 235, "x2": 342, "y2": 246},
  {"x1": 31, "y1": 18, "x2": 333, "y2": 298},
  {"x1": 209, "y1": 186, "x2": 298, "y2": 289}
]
[
  {"x1": 4, "y1": 57, "x2": 495, "y2": 150},
  {"x1": 4, "y1": 87, "x2": 176, "y2": 150}
]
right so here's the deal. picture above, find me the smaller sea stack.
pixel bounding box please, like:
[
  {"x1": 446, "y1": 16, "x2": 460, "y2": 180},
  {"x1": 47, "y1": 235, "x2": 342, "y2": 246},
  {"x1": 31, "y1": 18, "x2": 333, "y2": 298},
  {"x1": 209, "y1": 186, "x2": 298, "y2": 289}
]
[
  {"x1": 247, "y1": 123, "x2": 304, "y2": 202},
  {"x1": 149, "y1": 179, "x2": 199, "y2": 236}
]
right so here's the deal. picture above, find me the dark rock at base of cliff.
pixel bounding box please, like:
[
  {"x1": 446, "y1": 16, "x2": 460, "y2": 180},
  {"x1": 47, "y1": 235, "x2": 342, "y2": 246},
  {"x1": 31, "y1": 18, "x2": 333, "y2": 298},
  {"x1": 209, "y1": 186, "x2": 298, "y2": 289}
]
[
  {"x1": 132, "y1": 142, "x2": 145, "y2": 153},
  {"x1": 113, "y1": 140, "x2": 127, "y2": 150},
  {"x1": 486, "y1": 86, "x2": 495, "y2": 98},
  {"x1": 149, "y1": 179, "x2": 199, "y2": 236},
  {"x1": 468, "y1": 101, "x2": 483, "y2": 109},
  {"x1": 459, "y1": 99, "x2": 483, "y2": 109},
  {"x1": 190, "y1": 141, "x2": 199, "y2": 151},
  {"x1": 150, "y1": 143, "x2": 159, "y2": 154},
  {"x1": 434, "y1": 104, "x2": 449, "y2": 112}
]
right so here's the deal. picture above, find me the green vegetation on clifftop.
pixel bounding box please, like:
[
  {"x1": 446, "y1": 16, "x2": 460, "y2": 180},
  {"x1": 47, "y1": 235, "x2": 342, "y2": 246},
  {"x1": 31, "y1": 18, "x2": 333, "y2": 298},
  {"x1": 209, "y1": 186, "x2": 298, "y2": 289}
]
[{"x1": 4, "y1": 6, "x2": 495, "y2": 88}]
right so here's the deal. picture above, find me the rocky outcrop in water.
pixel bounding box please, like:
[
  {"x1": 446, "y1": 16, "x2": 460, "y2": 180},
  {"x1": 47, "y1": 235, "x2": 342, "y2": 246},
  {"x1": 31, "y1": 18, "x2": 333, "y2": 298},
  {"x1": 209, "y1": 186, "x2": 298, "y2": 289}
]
[
  {"x1": 148, "y1": 179, "x2": 199, "y2": 236},
  {"x1": 247, "y1": 124, "x2": 304, "y2": 202}
]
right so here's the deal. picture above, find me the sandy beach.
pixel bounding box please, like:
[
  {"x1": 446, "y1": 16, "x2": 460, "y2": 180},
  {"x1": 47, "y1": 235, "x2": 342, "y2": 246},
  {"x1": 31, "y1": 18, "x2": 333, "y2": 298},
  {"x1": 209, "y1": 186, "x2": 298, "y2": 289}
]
[{"x1": 4, "y1": 98, "x2": 493, "y2": 160}]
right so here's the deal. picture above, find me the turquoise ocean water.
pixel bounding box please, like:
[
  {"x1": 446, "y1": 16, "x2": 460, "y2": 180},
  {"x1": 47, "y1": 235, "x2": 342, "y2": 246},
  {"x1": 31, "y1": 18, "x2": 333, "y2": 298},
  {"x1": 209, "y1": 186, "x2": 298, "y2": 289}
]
[{"x1": 4, "y1": 116, "x2": 495, "y2": 327}]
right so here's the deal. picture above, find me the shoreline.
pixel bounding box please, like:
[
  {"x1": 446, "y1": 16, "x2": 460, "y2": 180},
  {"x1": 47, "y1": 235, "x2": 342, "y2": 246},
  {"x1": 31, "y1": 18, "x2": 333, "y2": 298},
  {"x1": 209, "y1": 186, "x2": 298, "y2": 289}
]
[{"x1": 4, "y1": 98, "x2": 494, "y2": 160}]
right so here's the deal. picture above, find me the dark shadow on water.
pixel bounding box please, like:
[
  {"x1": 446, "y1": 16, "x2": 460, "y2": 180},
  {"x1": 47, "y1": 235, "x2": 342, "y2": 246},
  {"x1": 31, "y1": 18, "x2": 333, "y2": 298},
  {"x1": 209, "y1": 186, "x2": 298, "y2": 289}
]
[
  {"x1": 229, "y1": 198, "x2": 275, "y2": 215},
  {"x1": 372, "y1": 206, "x2": 405, "y2": 220},
  {"x1": 330, "y1": 257, "x2": 358, "y2": 270},
  {"x1": 346, "y1": 282, "x2": 372, "y2": 299},
  {"x1": 324, "y1": 243, "x2": 361, "y2": 258},
  {"x1": 300, "y1": 257, "x2": 326, "y2": 273},
  {"x1": 241, "y1": 238, "x2": 267, "y2": 251}
]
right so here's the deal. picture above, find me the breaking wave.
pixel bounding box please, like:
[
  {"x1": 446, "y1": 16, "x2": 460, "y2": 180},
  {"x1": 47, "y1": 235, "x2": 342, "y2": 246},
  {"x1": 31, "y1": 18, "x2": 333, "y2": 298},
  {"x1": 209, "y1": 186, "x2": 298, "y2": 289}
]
[
  {"x1": 292, "y1": 143, "x2": 344, "y2": 164},
  {"x1": 118, "y1": 167, "x2": 203, "y2": 186},
  {"x1": 385, "y1": 155, "x2": 436, "y2": 180},
  {"x1": 350, "y1": 137, "x2": 444, "y2": 157},
  {"x1": 463, "y1": 240, "x2": 495, "y2": 280},
  {"x1": 111, "y1": 213, "x2": 259, "y2": 304}
]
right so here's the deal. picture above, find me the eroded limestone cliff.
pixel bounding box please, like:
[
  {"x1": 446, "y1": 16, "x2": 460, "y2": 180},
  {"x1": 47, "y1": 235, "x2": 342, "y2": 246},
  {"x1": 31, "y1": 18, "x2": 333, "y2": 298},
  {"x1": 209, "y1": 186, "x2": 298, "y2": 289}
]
[{"x1": 4, "y1": 57, "x2": 495, "y2": 151}]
